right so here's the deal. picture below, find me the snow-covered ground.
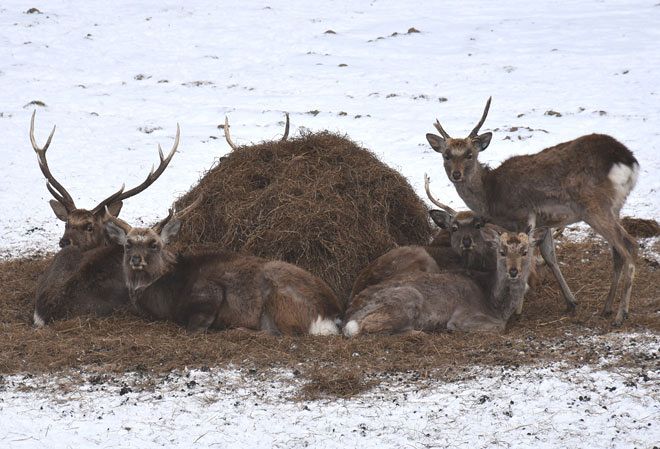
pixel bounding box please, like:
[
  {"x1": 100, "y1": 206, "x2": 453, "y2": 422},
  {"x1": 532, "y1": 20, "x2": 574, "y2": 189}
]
[{"x1": 0, "y1": 1, "x2": 658, "y2": 447}]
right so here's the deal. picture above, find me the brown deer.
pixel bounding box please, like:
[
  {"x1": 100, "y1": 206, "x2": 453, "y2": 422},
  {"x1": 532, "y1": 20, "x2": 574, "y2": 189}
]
[
  {"x1": 31, "y1": 112, "x2": 180, "y2": 326},
  {"x1": 30, "y1": 111, "x2": 179, "y2": 250},
  {"x1": 343, "y1": 225, "x2": 546, "y2": 336},
  {"x1": 425, "y1": 98, "x2": 639, "y2": 325},
  {"x1": 104, "y1": 201, "x2": 343, "y2": 334},
  {"x1": 348, "y1": 175, "x2": 492, "y2": 302}
]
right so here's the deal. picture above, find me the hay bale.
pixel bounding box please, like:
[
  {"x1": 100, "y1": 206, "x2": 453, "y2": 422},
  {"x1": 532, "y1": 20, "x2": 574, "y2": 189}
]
[
  {"x1": 172, "y1": 131, "x2": 432, "y2": 301},
  {"x1": 621, "y1": 217, "x2": 660, "y2": 238}
]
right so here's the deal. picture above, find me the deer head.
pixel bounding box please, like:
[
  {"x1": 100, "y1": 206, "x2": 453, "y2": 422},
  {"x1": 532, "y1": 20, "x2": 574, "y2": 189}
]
[
  {"x1": 30, "y1": 111, "x2": 179, "y2": 251},
  {"x1": 424, "y1": 174, "x2": 488, "y2": 256},
  {"x1": 425, "y1": 97, "x2": 493, "y2": 183},
  {"x1": 480, "y1": 223, "x2": 546, "y2": 281},
  {"x1": 105, "y1": 197, "x2": 201, "y2": 293}
]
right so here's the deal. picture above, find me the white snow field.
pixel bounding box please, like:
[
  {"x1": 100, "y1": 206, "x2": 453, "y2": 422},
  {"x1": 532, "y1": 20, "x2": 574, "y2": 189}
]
[{"x1": 0, "y1": 1, "x2": 658, "y2": 448}]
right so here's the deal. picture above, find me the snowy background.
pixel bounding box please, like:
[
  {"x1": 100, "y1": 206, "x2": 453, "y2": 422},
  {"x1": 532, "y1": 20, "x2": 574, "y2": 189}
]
[{"x1": 0, "y1": 1, "x2": 658, "y2": 447}]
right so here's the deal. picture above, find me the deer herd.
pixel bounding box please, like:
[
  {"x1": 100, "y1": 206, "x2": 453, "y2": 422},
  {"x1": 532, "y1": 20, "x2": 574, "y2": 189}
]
[{"x1": 28, "y1": 98, "x2": 640, "y2": 337}]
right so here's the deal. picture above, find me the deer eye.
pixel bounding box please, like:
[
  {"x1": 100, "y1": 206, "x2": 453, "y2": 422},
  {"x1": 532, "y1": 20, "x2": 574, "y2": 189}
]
[
  {"x1": 521, "y1": 250, "x2": 528, "y2": 256},
  {"x1": 499, "y1": 250, "x2": 506, "y2": 256},
  {"x1": 466, "y1": 153, "x2": 473, "y2": 160},
  {"x1": 85, "y1": 224, "x2": 94, "y2": 232},
  {"x1": 475, "y1": 222, "x2": 482, "y2": 229},
  {"x1": 443, "y1": 154, "x2": 450, "y2": 161},
  {"x1": 451, "y1": 225, "x2": 459, "y2": 232},
  {"x1": 149, "y1": 242, "x2": 159, "y2": 250}
]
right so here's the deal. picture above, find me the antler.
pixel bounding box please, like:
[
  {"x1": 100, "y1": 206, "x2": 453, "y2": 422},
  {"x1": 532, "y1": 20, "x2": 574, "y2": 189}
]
[
  {"x1": 30, "y1": 111, "x2": 77, "y2": 211},
  {"x1": 424, "y1": 173, "x2": 457, "y2": 215},
  {"x1": 468, "y1": 96, "x2": 492, "y2": 138},
  {"x1": 153, "y1": 195, "x2": 203, "y2": 233},
  {"x1": 91, "y1": 124, "x2": 180, "y2": 215},
  {"x1": 224, "y1": 112, "x2": 290, "y2": 150},
  {"x1": 433, "y1": 119, "x2": 451, "y2": 139}
]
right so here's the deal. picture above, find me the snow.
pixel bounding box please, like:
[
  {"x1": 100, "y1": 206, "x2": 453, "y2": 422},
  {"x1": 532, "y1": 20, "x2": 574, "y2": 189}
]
[{"x1": 0, "y1": 0, "x2": 658, "y2": 447}]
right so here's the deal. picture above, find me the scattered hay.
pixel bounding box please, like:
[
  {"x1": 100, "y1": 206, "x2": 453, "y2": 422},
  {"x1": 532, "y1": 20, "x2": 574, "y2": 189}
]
[
  {"x1": 171, "y1": 131, "x2": 432, "y2": 300},
  {"x1": 0, "y1": 236, "x2": 657, "y2": 396},
  {"x1": 621, "y1": 216, "x2": 660, "y2": 238}
]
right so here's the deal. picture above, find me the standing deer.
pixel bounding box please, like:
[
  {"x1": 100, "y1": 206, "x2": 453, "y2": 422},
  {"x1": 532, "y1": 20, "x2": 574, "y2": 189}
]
[
  {"x1": 31, "y1": 112, "x2": 180, "y2": 325},
  {"x1": 425, "y1": 98, "x2": 639, "y2": 325},
  {"x1": 104, "y1": 201, "x2": 343, "y2": 334},
  {"x1": 343, "y1": 225, "x2": 546, "y2": 336}
]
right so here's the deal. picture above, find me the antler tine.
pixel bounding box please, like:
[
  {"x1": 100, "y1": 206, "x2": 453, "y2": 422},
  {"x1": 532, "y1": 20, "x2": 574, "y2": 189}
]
[
  {"x1": 424, "y1": 173, "x2": 457, "y2": 216},
  {"x1": 281, "y1": 112, "x2": 290, "y2": 141},
  {"x1": 224, "y1": 116, "x2": 237, "y2": 150},
  {"x1": 433, "y1": 119, "x2": 451, "y2": 139},
  {"x1": 468, "y1": 96, "x2": 492, "y2": 137},
  {"x1": 30, "y1": 110, "x2": 76, "y2": 210},
  {"x1": 92, "y1": 124, "x2": 180, "y2": 213},
  {"x1": 153, "y1": 195, "x2": 203, "y2": 233},
  {"x1": 153, "y1": 206, "x2": 176, "y2": 234}
]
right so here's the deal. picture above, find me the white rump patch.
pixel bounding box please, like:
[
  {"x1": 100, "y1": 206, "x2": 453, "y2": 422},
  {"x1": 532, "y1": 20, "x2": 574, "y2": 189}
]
[
  {"x1": 608, "y1": 162, "x2": 639, "y2": 210},
  {"x1": 342, "y1": 320, "x2": 360, "y2": 337},
  {"x1": 33, "y1": 310, "x2": 45, "y2": 327},
  {"x1": 309, "y1": 315, "x2": 339, "y2": 336}
]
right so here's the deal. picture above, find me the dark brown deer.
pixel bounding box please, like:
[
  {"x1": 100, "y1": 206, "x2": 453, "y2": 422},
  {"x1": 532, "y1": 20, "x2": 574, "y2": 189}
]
[
  {"x1": 32, "y1": 112, "x2": 180, "y2": 325},
  {"x1": 30, "y1": 110, "x2": 179, "y2": 250},
  {"x1": 348, "y1": 175, "x2": 492, "y2": 302},
  {"x1": 426, "y1": 98, "x2": 639, "y2": 325},
  {"x1": 104, "y1": 201, "x2": 343, "y2": 334},
  {"x1": 343, "y1": 225, "x2": 546, "y2": 336}
]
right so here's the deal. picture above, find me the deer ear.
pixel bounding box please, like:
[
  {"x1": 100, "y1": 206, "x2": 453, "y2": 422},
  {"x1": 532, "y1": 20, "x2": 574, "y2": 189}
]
[
  {"x1": 49, "y1": 200, "x2": 69, "y2": 222},
  {"x1": 475, "y1": 132, "x2": 492, "y2": 152},
  {"x1": 160, "y1": 218, "x2": 181, "y2": 244},
  {"x1": 480, "y1": 223, "x2": 505, "y2": 243},
  {"x1": 105, "y1": 221, "x2": 127, "y2": 245},
  {"x1": 104, "y1": 201, "x2": 123, "y2": 218},
  {"x1": 426, "y1": 133, "x2": 447, "y2": 154},
  {"x1": 429, "y1": 209, "x2": 453, "y2": 229}
]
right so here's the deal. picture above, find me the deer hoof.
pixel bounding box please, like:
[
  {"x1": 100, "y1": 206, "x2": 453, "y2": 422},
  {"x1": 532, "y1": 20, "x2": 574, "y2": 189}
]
[
  {"x1": 564, "y1": 303, "x2": 577, "y2": 315},
  {"x1": 612, "y1": 311, "x2": 628, "y2": 327}
]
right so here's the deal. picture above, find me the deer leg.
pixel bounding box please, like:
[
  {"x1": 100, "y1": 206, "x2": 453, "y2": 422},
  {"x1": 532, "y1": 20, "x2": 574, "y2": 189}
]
[
  {"x1": 585, "y1": 217, "x2": 637, "y2": 326},
  {"x1": 538, "y1": 230, "x2": 577, "y2": 312}
]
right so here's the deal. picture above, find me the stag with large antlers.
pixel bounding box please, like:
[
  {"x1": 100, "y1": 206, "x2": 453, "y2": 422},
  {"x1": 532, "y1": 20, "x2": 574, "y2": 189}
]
[
  {"x1": 104, "y1": 199, "x2": 343, "y2": 334},
  {"x1": 426, "y1": 98, "x2": 639, "y2": 325},
  {"x1": 31, "y1": 112, "x2": 180, "y2": 325},
  {"x1": 344, "y1": 225, "x2": 546, "y2": 336}
]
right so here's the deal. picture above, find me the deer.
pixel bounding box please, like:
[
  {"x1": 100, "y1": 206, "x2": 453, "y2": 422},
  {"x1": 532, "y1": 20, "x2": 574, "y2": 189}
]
[
  {"x1": 104, "y1": 200, "x2": 343, "y2": 335},
  {"x1": 31, "y1": 111, "x2": 180, "y2": 326},
  {"x1": 223, "y1": 112, "x2": 290, "y2": 150},
  {"x1": 343, "y1": 224, "x2": 546, "y2": 336},
  {"x1": 348, "y1": 174, "x2": 492, "y2": 302},
  {"x1": 425, "y1": 98, "x2": 639, "y2": 325}
]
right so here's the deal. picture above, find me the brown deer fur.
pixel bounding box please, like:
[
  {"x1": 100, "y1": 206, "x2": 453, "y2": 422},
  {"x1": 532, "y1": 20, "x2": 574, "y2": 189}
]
[
  {"x1": 105, "y1": 214, "x2": 343, "y2": 334},
  {"x1": 426, "y1": 98, "x2": 639, "y2": 325},
  {"x1": 343, "y1": 225, "x2": 545, "y2": 336}
]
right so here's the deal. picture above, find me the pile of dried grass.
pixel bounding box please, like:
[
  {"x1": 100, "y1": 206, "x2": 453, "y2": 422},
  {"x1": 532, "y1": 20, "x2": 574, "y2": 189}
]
[
  {"x1": 172, "y1": 131, "x2": 432, "y2": 300},
  {"x1": 621, "y1": 216, "x2": 660, "y2": 238}
]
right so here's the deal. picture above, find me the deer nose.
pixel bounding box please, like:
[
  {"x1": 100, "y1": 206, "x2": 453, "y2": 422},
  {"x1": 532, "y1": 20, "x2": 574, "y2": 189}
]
[
  {"x1": 130, "y1": 255, "x2": 142, "y2": 266},
  {"x1": 462, "y1": 236, "x2": 473, "y2": 248},
  {"x1": 451, "y1": 171, "x2": 462, "y2": 181},
  {"x1": 508, "y1": 268, "x2": 519, "y2": 279},
  {"x1": 59, "y1": 238, "x2": 71, "y2": 248}
]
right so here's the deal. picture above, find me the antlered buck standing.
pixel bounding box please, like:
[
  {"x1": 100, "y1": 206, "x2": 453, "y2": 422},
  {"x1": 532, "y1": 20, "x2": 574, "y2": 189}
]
[{"x1": 426, "y1": 98, "x2": 639, "y2": 325}]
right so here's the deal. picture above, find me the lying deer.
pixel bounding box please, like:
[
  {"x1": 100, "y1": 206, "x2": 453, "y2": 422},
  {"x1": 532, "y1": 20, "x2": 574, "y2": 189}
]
[
  {"x1": 426, "y1": 98, "x2": 639, "y2": 325},
  {"x1": 104, "y1": 201, "x2": 343, "y2": 334},
  {"x1": 343, "y1": 225, "x2": 546, "y2": 336},
  {"x1": 31, "y1": 112, "x2": 179, "y2": 325},
  {"x1": 348, "y1": 174, "x2": 492, "y2": 301}
]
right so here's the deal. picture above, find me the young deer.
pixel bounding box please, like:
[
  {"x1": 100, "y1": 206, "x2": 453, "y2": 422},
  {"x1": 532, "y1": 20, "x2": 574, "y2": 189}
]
[
  {"x1": 426, "y1": 98, "x2": 639, "y2": 325},
  {"x1": 348, "y1": 175, "x2": 492, "y2": 302},
  {"x1": 31, "y1": 112, "x2": 180, "y2": 325},
  {"x1": 104, "y1": 201, "x2": 343, "y2": 334},
  {"x1": 343, "y1": 225, "x2": 546, "y2": 336}
]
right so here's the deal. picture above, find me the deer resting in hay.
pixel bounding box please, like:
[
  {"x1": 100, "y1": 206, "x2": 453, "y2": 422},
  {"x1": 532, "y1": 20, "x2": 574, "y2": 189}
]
[
  {"x1": 105, "y1": 200, "x2": 343, "y2": 334},
  {"x1": 30, "y1": 112, "x2": 179, "y2": 325},
  {"x1": 343, "y1": 225, "x2": 546, "y2": 336},
  {"x1": 426, "y1": 98, "x2": 639, "y2": 325}
]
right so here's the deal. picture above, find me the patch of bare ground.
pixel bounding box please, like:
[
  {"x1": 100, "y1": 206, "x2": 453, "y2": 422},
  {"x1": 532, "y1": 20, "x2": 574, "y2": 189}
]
[{"x1": 0, "y1": 236, "x2": 657, "y2": 399}]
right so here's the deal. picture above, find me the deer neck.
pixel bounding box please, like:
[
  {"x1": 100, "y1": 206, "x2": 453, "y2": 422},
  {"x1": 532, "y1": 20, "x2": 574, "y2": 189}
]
[
  {"x1": 454, "y1": 163, "x2": 489, "y2": 216},
  {"x1": 489, "y1": 271, "x2": 527, "y2": 320}
]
